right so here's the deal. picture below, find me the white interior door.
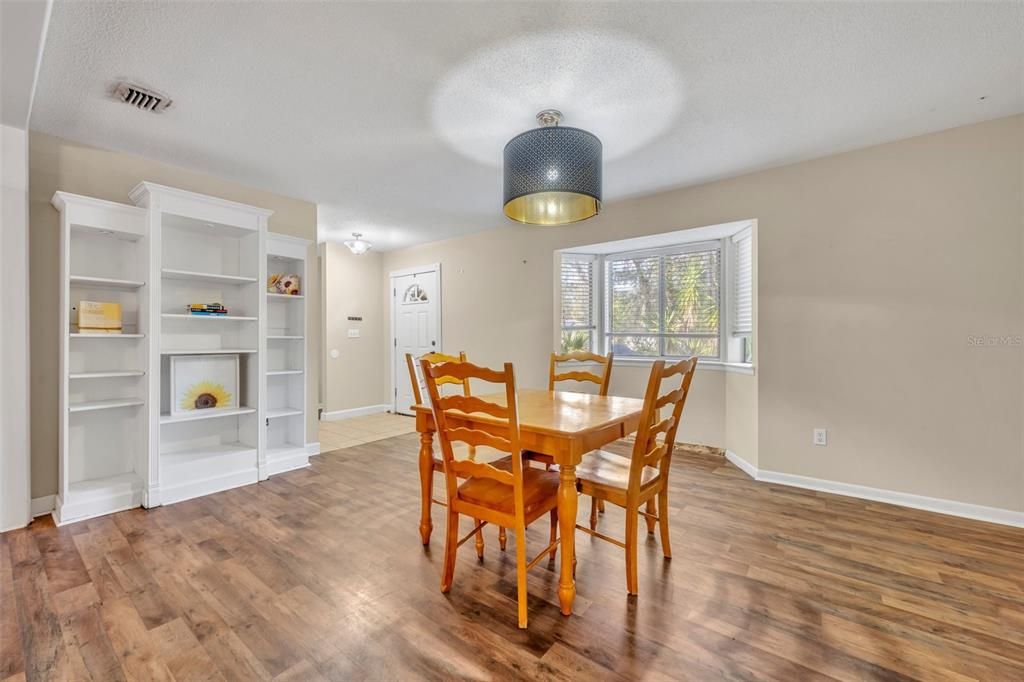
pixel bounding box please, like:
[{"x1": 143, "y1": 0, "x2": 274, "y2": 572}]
[{"x1": 392, "y1": 267, "x2": 439, "y2": 415}]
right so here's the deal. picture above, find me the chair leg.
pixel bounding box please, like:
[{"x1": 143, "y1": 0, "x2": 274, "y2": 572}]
[
  {"x1": 589, "y1": 496, "x2": 598, "y2": 530},
  {"x1": 474, "y1": 518, "x2": 485, "y2": 561},
  {"x1": 598, "y1": 499, "x2": 605, "y2": 514},
  {"x1": 514, "y1": 525, "x2": 529, "y2": 629},
  {"x1": 499, "y1": 526, "x2": 507, "y2": 551},
  {"x1": 644, "y1": 499, "x2": 657, "y2": 534},
  {"x1": 658, "y1": 489, "x2": 672, "y2": 559},
  {"x1": 441, "y1": 510, "x2": 459, "y2": 593},
  {"x1": 625, "y1": 504, "x2": 639, "y2": 595},
  {"x1": 549, "y1": 509, "x2": 558, "y2": 562}
]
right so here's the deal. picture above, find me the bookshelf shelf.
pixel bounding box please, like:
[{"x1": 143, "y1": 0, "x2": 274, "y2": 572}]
[
  {"x1": 160, "y1": 406, "x2": 257, "y2": 424},
  {"x1": 69, "y1": 370, "x2": 146, "y2": 380},
  {"x1": 160, "y1": 348, "x2": 257, "y2": 355},
  {"x1": 70, "y1": 333, "x2": 145, "y2": 338},
  {"x1": 70, "y1": 275, "x2": 145, "y2": 289},
  {"x1": 69, "y1": 398, "x2": 145, "y2": 413},
  {"x1": 266, "y1": 407, "x2": 303, "y2": 420},
  {"x1": 162, "y1": 268, "x2": 258, "y2": 285},
  {"x1": 162, "y1": 314, "x2": 258, "y2": 322},
  {"x1": 267, "y1": 369, "x2": 303, "y2": 376},
  {"x1": 267, "y1": 293, "x2": 304, "y2": 301}
]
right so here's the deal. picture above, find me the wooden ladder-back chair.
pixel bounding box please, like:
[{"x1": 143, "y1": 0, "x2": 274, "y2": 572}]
[
  {"x1": 524, "y1": 351, "x2": 614, "y2": 469},
  {"x1": 421, "y1": 358, "x2": 560, "y2": 629},
  {"x1": 406, "y1": 352, "x2": 506, "y2": 552},
  {"x1": 574, "y1": 356, "x2": 698, "y2": 595}
]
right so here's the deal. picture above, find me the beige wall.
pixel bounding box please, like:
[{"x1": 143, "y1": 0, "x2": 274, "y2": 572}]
[
  {"x1": 321, "y1": 243, "x2": 388, "y2": 413},
  {"x1": 29, "y1": 131, "x2": 320, "y2": 499},
  {"x1": 383, "y1": 115, "x2": 1023, "y2": 513}
]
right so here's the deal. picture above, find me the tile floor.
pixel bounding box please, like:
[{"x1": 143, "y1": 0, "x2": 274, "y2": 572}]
[{"x1": 317, "y1": 411, "x2": 416, "y2": 452}]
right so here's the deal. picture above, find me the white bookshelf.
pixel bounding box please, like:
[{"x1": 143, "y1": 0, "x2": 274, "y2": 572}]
[
  {"x1": 53, "y1": 192, "x2": 150, "y2": 525},
  {"x1": 264, "y1": 234, "x2": 311, "y2": 475},
  {"x1": 51, "y1": 183, "x2": 311, "y2": 524},
  {"x1": 130, "y1": 182, "x2": 271, "y2": 507}
]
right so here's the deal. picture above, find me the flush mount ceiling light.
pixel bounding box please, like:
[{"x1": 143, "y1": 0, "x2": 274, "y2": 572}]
[
  {"x1": 344, "y1": 232, "x2": 372, "y2": 255},
  {"x1": 503, "y1": 110, "x2": 602, "y2": 226}
]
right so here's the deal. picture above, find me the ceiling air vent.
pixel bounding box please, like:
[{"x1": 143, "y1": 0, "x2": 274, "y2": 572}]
[{"x1": 114, "y1": 82, "x2": 172, "y2": 112}]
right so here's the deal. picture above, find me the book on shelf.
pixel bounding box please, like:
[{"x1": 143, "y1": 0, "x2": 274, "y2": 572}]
[{"x1": 186, "y1": 303, "x2": 228, "y2": 316}]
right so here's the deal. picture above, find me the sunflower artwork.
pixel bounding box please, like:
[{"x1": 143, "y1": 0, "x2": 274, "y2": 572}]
[
  {"x1": 170, "y1": 354, "x2": 240, "y2": 415},
  {"x1": 181, "y1": 381, "x2": 233, "y2": 411}
]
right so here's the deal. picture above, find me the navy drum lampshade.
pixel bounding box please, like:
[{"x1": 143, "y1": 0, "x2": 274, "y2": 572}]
[{"x1": 502, "y1": 110, "x2": 602, "y2": 225}]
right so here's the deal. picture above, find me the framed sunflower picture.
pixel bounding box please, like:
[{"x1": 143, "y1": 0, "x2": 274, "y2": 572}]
[{"x1": 170, "y1": 354, "x2": 240, "y2": 416}]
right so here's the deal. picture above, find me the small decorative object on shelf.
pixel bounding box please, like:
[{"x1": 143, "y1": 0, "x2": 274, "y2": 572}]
[
  {"x1": 76, "y1": 300, "x2": 122, "y2": 333},
  {"x1": 170, "y1": 354, "x2": 239, "y2": 415},
  {"x1": 268, "y1": 273, "x2": 301, "y2": 295},
  {"x1": 187, "y1": 302, "x2": 228, "y2": 316}
]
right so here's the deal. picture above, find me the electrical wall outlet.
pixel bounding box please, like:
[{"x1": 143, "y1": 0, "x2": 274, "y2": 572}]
[
  {"x1": 347, "y1": 329, "x2": 360, "y2": 338},
  {"x1": 813, "y1": 428, "x2": 827, "y2": 446}
]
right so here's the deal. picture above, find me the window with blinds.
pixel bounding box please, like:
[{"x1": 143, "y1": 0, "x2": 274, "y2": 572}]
[
  {"x1": 605, "y1": 244, "x2": 721, "y2": 359},
  {"x1": 731, "y1": 228, "x2": 753, "y2": 336},
  {"x1": 560, "y1": 256, "x2": 595, "y2": 353}
]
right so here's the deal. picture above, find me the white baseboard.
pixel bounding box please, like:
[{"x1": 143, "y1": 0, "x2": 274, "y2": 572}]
[
  {"x1": 31, "y1": 495, "x2": 55, "y2": 518},
  {"x1": 723, "y1": 450, "x2": 1024, "y2": 529},
  {"x1": 724, "y1": 450, "x2": 758, "y2": 479},
  {"x1": 320, "y1": 404, "x2": 390, "y2": 421},
  {"x1": 161, "y1": 469, "x2": 259, "y2": 506},
  {"x1": 306, "y1": 442, "x2": 321, "y2": 456}
]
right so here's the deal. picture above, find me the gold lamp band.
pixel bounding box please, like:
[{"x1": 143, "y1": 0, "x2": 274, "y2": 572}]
[{"x1": 503, "y1": 191, "x2": 601, "y2": 226}]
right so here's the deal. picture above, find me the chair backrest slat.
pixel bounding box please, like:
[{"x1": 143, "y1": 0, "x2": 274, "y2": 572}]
[
  {"x1": 548, "y1": 351, "x2": 614, "y2": 396},
  {"x1": 422, "y1": 358, "x2": 529, "y2": 520},
  {"x1": 405, "y1": 351, "x2": 471, "y2": 406},
  {"x1": 437, "y1": 394, "x2": 509, "y2": 419},
  {"x1": 449, "y1": 459, "x2": 515, "y2": 486},
  {"x1": 627, "y1": 357, "x2": 699, "y2": 491},
  {"x1": 446, "y1": 426, "x2": 512, "y2": 452}
]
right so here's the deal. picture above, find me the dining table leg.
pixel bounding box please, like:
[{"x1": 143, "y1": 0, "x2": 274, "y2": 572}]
[
  {"x1": 557, "y1": 462, "x2": 577, "y2": 616},
  {"x1": 418, "y1": 430, "x2": 434, "y2": 545}
]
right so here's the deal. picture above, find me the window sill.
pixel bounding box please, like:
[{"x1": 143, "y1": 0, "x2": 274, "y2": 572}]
[{"x1": 568, "y1": 357, "x2": 756, "y2": 375}]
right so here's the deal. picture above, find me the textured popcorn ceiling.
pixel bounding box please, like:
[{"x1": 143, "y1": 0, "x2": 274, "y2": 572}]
[{"x1": 30, "y1": 1, "x2": 1024, "y2": 250}]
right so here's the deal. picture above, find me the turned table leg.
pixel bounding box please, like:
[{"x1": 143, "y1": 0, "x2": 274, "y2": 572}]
[
  {"x1": 557, "y1": 463, "x2": 578, "y2": 616},
  {"x1": 418, "y1": 430, "x2": 435, "y2": 545}
]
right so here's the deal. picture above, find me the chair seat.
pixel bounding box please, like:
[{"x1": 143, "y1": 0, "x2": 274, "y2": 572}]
[
  {"x1": 457, "y1": 466, "x2": 559, "y2": 519},
  {"x1": 576, "y1": 450, "x2": 661, "y2": 492}
]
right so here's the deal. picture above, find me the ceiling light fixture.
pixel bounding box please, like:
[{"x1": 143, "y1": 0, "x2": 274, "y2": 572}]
[
  {"x1": 344, "y1": 232, "x2": 372, "y2": 255},
  {"x1": 503, "y1": 109, "x2": 602, "y2": 226}
]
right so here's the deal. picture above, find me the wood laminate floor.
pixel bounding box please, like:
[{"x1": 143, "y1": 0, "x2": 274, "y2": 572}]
[{"x1": 3, "y1": 435, "x2": 1023, "y2": 681}]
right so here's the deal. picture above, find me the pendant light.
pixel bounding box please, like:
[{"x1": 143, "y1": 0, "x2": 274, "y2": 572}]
[
  {"x1": 344, "y1": 232, "x2": 372, "y2": 255},
  {"x1": 503, "y1": 110, "x2": 602, "y2": 225}
]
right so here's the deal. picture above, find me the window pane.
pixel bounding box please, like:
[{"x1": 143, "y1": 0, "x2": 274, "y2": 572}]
[
  {"x1": 561, "y1": 330, "x2": 592, "y2": 353},
  {"x1": 607, "y1": 256, "x2": 660, "y2": 333},
  {"x1": 607, "y1": 334, "x2": 660, "y2": 357},
  {"x1": 560, "y1": 258, "x2": 593, "y2": 329},
  {"x1": 665, "y1": 336, "x2": 719, "y2": 358},
  {"x1": 663, "y1": 248, "x2": 720, "y2": 335}
]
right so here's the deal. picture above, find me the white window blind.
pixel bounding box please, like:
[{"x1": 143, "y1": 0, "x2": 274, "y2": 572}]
[
  {"x1": 731, "y1": 229, "x2": 753, "y2": 335},
  {"x1": 560, "y1": 256, "x2": 595, "y2": 352}
]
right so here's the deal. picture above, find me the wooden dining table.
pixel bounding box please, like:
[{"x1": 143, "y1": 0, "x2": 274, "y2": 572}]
[{"x1": 412, "y1": 388, "x2": 645, "y2": 616}]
